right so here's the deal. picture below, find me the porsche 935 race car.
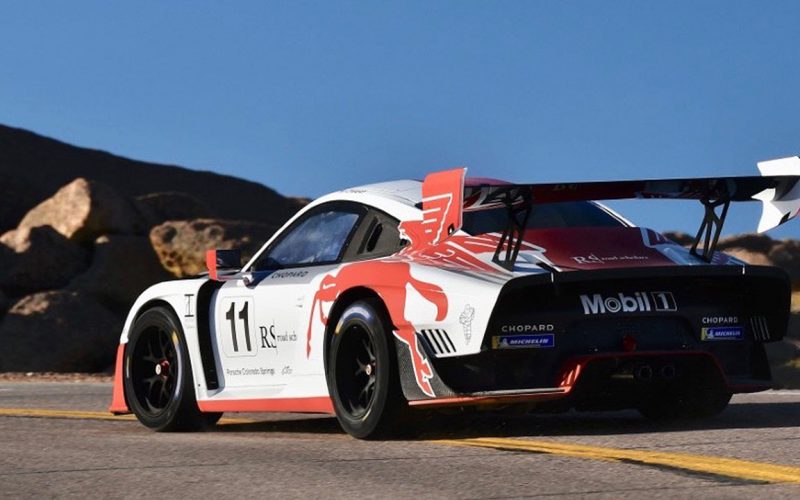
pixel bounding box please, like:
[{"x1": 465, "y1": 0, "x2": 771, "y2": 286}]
[{"x1": 110, "y1": 157, "x2": 800, "y2": 438}]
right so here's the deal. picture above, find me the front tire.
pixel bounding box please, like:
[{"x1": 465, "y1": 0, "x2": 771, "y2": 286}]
[
  {"x1": 124, "y1": 306, "x2": 221, "y2": 431},
  {"x1": 327, "y1": 299, "x2": 406, "y2": 439}
]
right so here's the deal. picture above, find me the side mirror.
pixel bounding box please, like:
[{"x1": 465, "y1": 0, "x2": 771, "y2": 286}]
[{"x1": 205, "y1": 249, "x2": 242, "y2": 281}]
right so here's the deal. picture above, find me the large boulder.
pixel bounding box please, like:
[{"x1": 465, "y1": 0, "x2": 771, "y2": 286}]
[
  {"x1": 0, "y1": 226, "x2": 89, "y2": 294},
  {"x1": 135, "y1": 191, "x2": 214, "y2": 227},
  {"x1": 722, "y1": 248, "x2": 774, "y2": 267},
  {"x1": 718, "y1": 233, "x2": 776, "y2": 254},
  {"x1": 769, "y1": 240, "x2": 800, "y2": 286},
  {"x1": 150, "y1": 219, "x2": 277, "y2": 277},
  {"x1": 0, "y1": 173, "x2": 44, "y2": 235},
  {"x1": 0, "y1": 291, "x2": 121, "y2": 372},
  {"x1": 662, "y1": 231, "x2": 693, "y2": 246},
  {"x1": 69, "y1": 235, "x2": 173, "y2": 310},
  {"x1": 0, "y1": 125, "x2": 304, "y2": 234},
  {"x1": 17, "y1": 178, "x2": 145, "y2": 243}
]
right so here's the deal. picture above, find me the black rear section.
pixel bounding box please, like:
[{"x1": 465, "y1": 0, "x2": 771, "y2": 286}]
[{"x1": 430, "y1": 265, "x2": 790, "y2": 409}]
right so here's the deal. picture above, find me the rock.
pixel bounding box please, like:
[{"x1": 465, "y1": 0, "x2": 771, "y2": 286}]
[
  {"x1": 17, "y1": 178, "x2": 145, "y2": 243},
  {"x1": 662, "y1": 231, "x2": 694, "y2": 247},
  {"x1": 0, "y1": 291, "x2": 121, "y2": 372},
  {"x1": 0, "y1": 226, "x2": 89, "y2": 294},
  {"x1": 135, "y1": 191, "x2": 214, "y2": 227},
  {"x1": 0, "y1": 173, "x2": 45, "y2": 236},
  {"x1": 0, "y1": 125, "x2": 303, "y2": 234},
  {"x1": 69, "y1": 235, "x2": 173, "y2": 310},
  {"x1": 769, "y1": 240, "x2": 800, "y2": 285},
  {"x1": 717, "y1": 233, "x2": 776, "y2": 254},
  {"x1": 150, "y1": 219, "x2": 277, "y2": 277},
  {"x1": 722, "y1": 248, "x2": 774, "y2": 267}
]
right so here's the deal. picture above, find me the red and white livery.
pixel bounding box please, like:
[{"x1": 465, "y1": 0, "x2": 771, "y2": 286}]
[{"x1": 111, "y1": 157, "x2": 800, "y2": 438}]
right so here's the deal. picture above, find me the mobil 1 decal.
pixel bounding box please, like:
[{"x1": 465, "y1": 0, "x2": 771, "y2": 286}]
[
  {"x1": 219, "y1": 297, "x2": 257, "y2": 357},
  {"x1": 579, "y1": 291, "x2": 677, "y2": 315}
]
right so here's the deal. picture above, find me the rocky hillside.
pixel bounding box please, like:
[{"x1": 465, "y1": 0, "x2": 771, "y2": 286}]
[
  {"x1": 0, "y1": 125, "x2": 798, "y2": 390},
  {"x1": 0, "y1": 126, "x2": 305, "y2": 372},
  {"x1": 0, "y1": 124, "x2": 305, "y2": 233}
]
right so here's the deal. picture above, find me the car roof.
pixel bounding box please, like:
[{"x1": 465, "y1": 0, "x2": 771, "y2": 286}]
[{"x1": 337, "y1": 179, "x2": 423, "y2": 205}]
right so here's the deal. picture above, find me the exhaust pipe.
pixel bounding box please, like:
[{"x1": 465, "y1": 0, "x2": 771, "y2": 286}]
[
  {"x1": 633, "y1": 364, "x2": 653, "y2": 381},
  {"x1": 660, "y1": 364, "x2": 676, "y2": 380}
]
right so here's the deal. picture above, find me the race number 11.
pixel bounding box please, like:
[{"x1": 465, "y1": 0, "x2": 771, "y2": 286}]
[{"x1": 220, "y1": 298, "x2": 257, "y2": 357}]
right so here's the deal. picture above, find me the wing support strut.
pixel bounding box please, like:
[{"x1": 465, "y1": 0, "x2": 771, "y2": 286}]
[
  {"x1": 491, "y1": 188, "x2": 533, "y2": 271},
  {"x1": 690, "y1": 196, "x2": 730, "y2": 262}
]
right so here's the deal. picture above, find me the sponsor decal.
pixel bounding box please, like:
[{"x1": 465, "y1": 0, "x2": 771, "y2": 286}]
[
  {"x1": 184, "y1": 293, "x2": 195, "y2": 318},
  {"x1": 258, "y1": 323, "x2": 298, "y2": 352},
  {"x1": 701, "y1": 326, "x2": 744, "y2": 341},
  {"x1": 459, "y1": 304, "x2": 475, "y2": 344},
  {"x1": 571, "y1": 253, "x2": 650, "y2": 265},
  {"x1": 580, "y1": 291, "x2": 676, "y2": 315},
  {"x1": 270, "y1": 270, "x2": 309, "y2": 279},
  {"x1": 225, "y1": 366, "x2": 277, "y2": 377},
  {"x1": 501, "y1": 324, "x2": 555, "y2": 333},
  {"x1": 493, "y1": 334, "x2": 555, "y2": 349},
  {"x1": 702, "y1": 316, "x2": 739, "y2": 325}
]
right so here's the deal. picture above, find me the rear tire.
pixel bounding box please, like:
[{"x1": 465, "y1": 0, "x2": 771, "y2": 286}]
[
  {"x1": 327, "y1": 299, "x2": 406, "y2": 439},
  {"x1": 124, "y1": 306, "x2": 221, "y2": 431}
]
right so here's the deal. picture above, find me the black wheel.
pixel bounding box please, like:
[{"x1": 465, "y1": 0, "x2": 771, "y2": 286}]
[
  {"x1": 327, "y1": 299, "x2": 406, "y2": 439},
  {"x1": 124, "y1": 306, "x2": 221, "y2": 431},
  {"x1": 638, "y1": 390, "x2": 732, "y2": 420}
]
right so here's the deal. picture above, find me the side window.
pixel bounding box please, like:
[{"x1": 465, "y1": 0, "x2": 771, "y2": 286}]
[
  {"x1": 255, "y1": 207, "x2": 361, "y2": 270},
  {"x1": 343, "y1": 209, "x2": 404, "y2": 262}
]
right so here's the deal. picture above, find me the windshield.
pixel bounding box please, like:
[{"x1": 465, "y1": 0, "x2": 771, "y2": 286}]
[{"x1": 462, "y1": 201, "x2": 625, "y2": 235}]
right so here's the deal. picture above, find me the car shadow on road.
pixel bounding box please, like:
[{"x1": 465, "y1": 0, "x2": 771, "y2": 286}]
[
  {"x1": 413, "y1": 401, "x2": 800, "y2": 440},
  {"x1": 215, "y1": 415, "x2": 343, "y2": 435},
  {"x1": 211, "y1": 401, "x2": 800, "y2": 440}
]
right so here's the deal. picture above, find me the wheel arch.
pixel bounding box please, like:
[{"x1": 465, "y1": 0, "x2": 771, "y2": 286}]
[
  {"x1": 132, "y1": 299, "x2": 175, "y2": 324},
  {"x1": 323, "y1": 286, "x2": 394, "y2": 370}
]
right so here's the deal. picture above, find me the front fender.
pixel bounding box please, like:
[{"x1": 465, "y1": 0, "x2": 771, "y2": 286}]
[{"x1": 110, "y1": 277, "x2": 210, "y2": 414}]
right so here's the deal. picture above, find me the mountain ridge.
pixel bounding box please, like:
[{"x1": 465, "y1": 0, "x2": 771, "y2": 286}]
[{"x1": 0, "y1": 124, "x2": 303, "y2": 232}]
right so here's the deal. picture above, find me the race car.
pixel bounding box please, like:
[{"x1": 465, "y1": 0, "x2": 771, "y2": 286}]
[{"x1": 110, "y1": 157, "x2": 800, "y2": 438}]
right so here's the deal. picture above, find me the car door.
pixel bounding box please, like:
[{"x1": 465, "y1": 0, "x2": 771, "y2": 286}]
[{"x1": 210, "y1": 202, "x2": 366, "y2": 399}]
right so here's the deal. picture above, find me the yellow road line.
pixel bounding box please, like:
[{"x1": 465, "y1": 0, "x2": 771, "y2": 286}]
[
  {"x1": 3, "y1": 407, "x2": 799, "y2": 484},
  {"x1": 435, "y1": 437, "x2": 800, "y2": 485},
  {"x1": 0, "y1": 408, "x2": 252, "y2": 425}
]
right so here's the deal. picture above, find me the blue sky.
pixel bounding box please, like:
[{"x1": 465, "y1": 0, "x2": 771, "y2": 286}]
[{"x1": 1, "y1": 1, "x2": 799, "y2": 237}]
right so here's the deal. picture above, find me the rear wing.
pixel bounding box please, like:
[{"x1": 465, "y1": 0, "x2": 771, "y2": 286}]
[{"x1": 419, "y1": 157, "x2": 800, "y2": 269}]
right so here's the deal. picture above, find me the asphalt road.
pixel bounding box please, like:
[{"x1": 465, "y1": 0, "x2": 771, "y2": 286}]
[{"x1": 1, "y1": 382, "x2": 799, "y2": 498}]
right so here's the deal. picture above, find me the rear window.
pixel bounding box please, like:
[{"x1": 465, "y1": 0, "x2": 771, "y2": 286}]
[{"x1": 462, "y1": 201, "x2": 624, "y2": 235}]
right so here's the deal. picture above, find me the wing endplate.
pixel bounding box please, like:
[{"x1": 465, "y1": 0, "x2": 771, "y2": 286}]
[{"x1": 754, "y1": 156, "x2": 800, "y2": 232}]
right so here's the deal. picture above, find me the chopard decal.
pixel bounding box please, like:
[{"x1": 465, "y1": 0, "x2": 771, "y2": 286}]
[
  {"x1": 270, "y1": 270, "x2": 309, "y2": 279},
  {"x1": 702, "y1": 316, "x2": 739, "y2": 325},
  {"x1": 501, "y1": 324, "x2": 555, "y2": 333}
]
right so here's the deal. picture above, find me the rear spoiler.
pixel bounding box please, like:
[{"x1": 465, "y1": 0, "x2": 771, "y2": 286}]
[{"x1": 420, "y1": 157, "x2": 800, "y2": 269}]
